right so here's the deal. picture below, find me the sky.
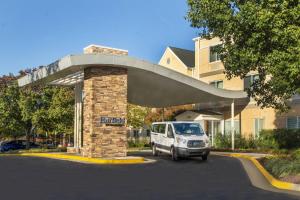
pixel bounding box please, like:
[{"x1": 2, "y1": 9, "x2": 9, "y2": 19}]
[{"x1": 0, "y1": 0, "x2": 199, "y2": 76}]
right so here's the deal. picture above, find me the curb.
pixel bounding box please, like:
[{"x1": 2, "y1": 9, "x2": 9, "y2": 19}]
[
  {"x1": 226, "y1": 153, "x2": 300, "y2": 192},
  {"x1": 0, "y1": 153, "x2": 145, "y2": 165}
]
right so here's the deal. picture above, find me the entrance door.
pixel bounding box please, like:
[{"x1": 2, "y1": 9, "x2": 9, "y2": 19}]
[{"x1": 207, "y1": 120, "x2": 221, "y2": 146}]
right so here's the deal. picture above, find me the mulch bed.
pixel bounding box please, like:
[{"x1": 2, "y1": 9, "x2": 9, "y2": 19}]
[{"x1": 280, "y1": 175, "x2": 300, "y2": 184}]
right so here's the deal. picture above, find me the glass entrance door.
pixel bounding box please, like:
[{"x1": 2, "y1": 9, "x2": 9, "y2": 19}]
[{"x1": 207, "y1": 120, "x2": 221, "y2": 147}]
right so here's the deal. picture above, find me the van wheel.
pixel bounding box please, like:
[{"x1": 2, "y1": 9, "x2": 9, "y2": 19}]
[
  {"x1": 201, "y1": 154, "x2": 208, "y2": 161},
  {"x1": 152, "y1": 144, "x2": 158, "y2": 156},
  {"x1": 171, "y1": 147, "x2": 178, "y2": 161}
]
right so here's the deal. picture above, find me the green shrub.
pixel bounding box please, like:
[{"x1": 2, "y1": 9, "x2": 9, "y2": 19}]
[
  {"x1": 291, "y1": 149, "x2": 300, "y2": 160},
  {"x1": 214, "y1": 133, "x2": 258, "y2": 149},
  {"x1": 257, "y1": 130, "x2": 279, "y2": 150},
  {"x1": 215, "y1": 133, "x2": 231, "y2": 149},
  {"x1": 258, "y1": 129, "x2": 300, "y2": 150},
  {"x1": 263, "y1": 154, "x2": 300, "y2": 178},
  {"x1": 127, "y1": 137, "x2": 150, "y2": 148}
]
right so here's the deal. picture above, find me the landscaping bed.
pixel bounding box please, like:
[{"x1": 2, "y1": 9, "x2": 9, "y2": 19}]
[{"x1": 259, "y1": 149, "x2": 300, "y2": 184}]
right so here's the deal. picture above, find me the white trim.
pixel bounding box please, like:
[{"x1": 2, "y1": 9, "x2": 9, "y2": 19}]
[
  {"x1": 199, "y1": 42, "x2": 223, "y2": 50},
  {"x1": 158, "y1": 48, "x2": 169, "y2": 65},
  {"x1": 209, "y1": 60, "x2": 222, "y2": 65},
  {"x1": 221, "y1": 119, "x2": 225, "y2": 135},
  {"x1": 193, "y1": 37, "x2": 201, "y2": 41},
  {"x1": 83, "y1": 44, "x2": 128, "y2": 53},
  {"x1": 246, "y1": 72, "x2": 259, "y2": 76}
]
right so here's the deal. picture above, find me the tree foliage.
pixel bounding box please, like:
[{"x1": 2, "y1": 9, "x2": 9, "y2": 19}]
[
  {"x1": 0, "y1": 73, "x2": 74, "y2": 144},
  {"x1": 187, "y1": 0, "x2": 300, "y2": 111},
  {"x1": 0, "y1": 82, "x2": 24, "y2": 138},
  {"x1": 127, "y1": 104, "x2": 150, "y2": 128}
]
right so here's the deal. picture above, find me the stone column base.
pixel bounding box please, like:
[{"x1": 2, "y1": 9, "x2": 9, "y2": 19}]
[{"x1": 67, "y1": 147, "x2": 81, "y2": 154}]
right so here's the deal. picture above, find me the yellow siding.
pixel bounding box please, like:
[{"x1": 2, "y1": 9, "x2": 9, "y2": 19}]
[
  {"x1": 159, "y1": 37, "x2": 300, "y2": 136},
  {"x1": 159, "y1": 48, "x2": 191, "y2": 76},
  {"x1": 197, "y1": 37, "x2": 223, "y2": 75},
  {"x1": 200, "y1": 73, "x2": 244, "y2": 91}
]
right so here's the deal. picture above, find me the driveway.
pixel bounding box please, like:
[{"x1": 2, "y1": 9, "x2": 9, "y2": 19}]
[{"x1": 0, "y1": 154, "x2": 298, "y2": 200}]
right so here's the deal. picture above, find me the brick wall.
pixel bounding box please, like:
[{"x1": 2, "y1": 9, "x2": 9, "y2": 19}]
[{"x1": 81, "y1": 67, "x2": 128, "y2": 158}]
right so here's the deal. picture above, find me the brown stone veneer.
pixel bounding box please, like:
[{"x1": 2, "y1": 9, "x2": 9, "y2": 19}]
[{"x1": 81, "y1": 66, "x2": 127, "y2": 158}]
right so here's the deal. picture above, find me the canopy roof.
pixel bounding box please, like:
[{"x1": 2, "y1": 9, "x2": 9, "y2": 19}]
[{"x1": 18, "y1": 54, "x2": 249, "y2": 108}]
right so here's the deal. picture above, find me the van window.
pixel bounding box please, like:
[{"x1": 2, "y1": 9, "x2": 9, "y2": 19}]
[
  {"x1": 173, "y1": 123, "x2": 204, "y2": 135},
  {"x1": 158, "y1": 124, "x2": 166, "y2": 134},
  {"x1": 167, "y1": 125, "x2": 174, "y2": 137},
  {"x1": 151, "y1": 124, "x2": 159, "y2": 133}
]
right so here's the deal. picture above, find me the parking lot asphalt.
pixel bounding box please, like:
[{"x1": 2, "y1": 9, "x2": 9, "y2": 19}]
[{"x1": 0, "y1": 154, "x2": 298, "y2": 200}]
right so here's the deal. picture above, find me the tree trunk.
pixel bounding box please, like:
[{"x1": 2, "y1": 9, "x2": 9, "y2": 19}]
[
  {"x1": 26, "y1": 126, "x2": 35, "y2": 150},
  {"x1": 25, "y1": 128, "x2": 30, "y2": 150}
]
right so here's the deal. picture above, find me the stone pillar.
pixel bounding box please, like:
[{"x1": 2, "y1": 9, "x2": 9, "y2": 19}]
[{"x1": 81, "y1": 66, "x2": 128, "y2": 158}]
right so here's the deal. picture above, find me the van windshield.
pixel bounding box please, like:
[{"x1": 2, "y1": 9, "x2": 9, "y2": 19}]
[{"x1": 173, "y1": 123, "x2": 204, "y2": 136}]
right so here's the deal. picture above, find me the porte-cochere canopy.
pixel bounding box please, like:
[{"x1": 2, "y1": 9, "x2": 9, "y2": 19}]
[{"x1": 18, "y1": 54, "x2": 249, "y2": 108}]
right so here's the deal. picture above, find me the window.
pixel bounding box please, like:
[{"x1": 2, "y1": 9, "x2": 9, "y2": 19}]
[
  {"x1": 210, "y1": 80, "x2": 223, "y2": 89},
  {"x1": 167, "y1": 125, "x2": 174, "y2": 138},
  {"x1": 254, "y1": 118, "x2": 264, "y2": 137},
  {"x1": 287, "y1": 116, "x2": 300, "y2": 129},
  {"x1": 209, "y1": 45, "x2": 221, "y2": 62},
  {"x1": 224, "y1": 120, "x2": 240, "y2": 135},
  {"x1": 158, "y1": 124, "x2": 166, "y2": 134},
  {"x1": 244, "y1": 74, "x2": 259, "y2": 90},
  {"x1": 173, "y1": 123, "x2": 204, "y2": 136},
  {"x1": 151, "y1": 124, "x2": 159, "y2": 133},
  {"x1": 167, "y1": 58, "x2": 170, "y2": 64}
]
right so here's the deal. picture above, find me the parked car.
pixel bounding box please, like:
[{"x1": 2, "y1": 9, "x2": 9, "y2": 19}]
[
  {"x1": 0, "y1": 140, "x2": 25, "y2": 152},
  {"x1": 150, "y1": 121, "x2": 210, "y2": 161},
  {"x1": 0, "y1": 140, "x2": 40, "y2": 152}
]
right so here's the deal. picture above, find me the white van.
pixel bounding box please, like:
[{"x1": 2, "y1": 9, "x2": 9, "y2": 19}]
[{"x1": 150, "y1": 121, "x2": 210, "y2": 161}]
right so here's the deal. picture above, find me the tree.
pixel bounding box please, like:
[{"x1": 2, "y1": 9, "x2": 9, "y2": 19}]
[
  {"x1": 20, "y1": 86, "x2": 74, "y2": 148},
  {"x1": 48, "y1": 86, "x2": 74, "y2": 145},
  {"x1": 127, "y1": 104, "x2": 150, "y2": 128},
  {"x1": 0, "y1": 71, "x2": 75, "y2": 147},
  {"x1": 187, "y1": 0, "x2": 300, "y2": 111},
  {"x1": 0, "y1": 82, "x2": 25, "y2": 139},
  {"x1": 19, "y1": 86, "x2": 42, "y2": 148}
]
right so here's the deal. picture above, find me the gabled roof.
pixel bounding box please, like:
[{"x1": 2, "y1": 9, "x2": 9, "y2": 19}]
[{"x1": 169, "y1": 46, "x2": 195, "y2": 68}]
